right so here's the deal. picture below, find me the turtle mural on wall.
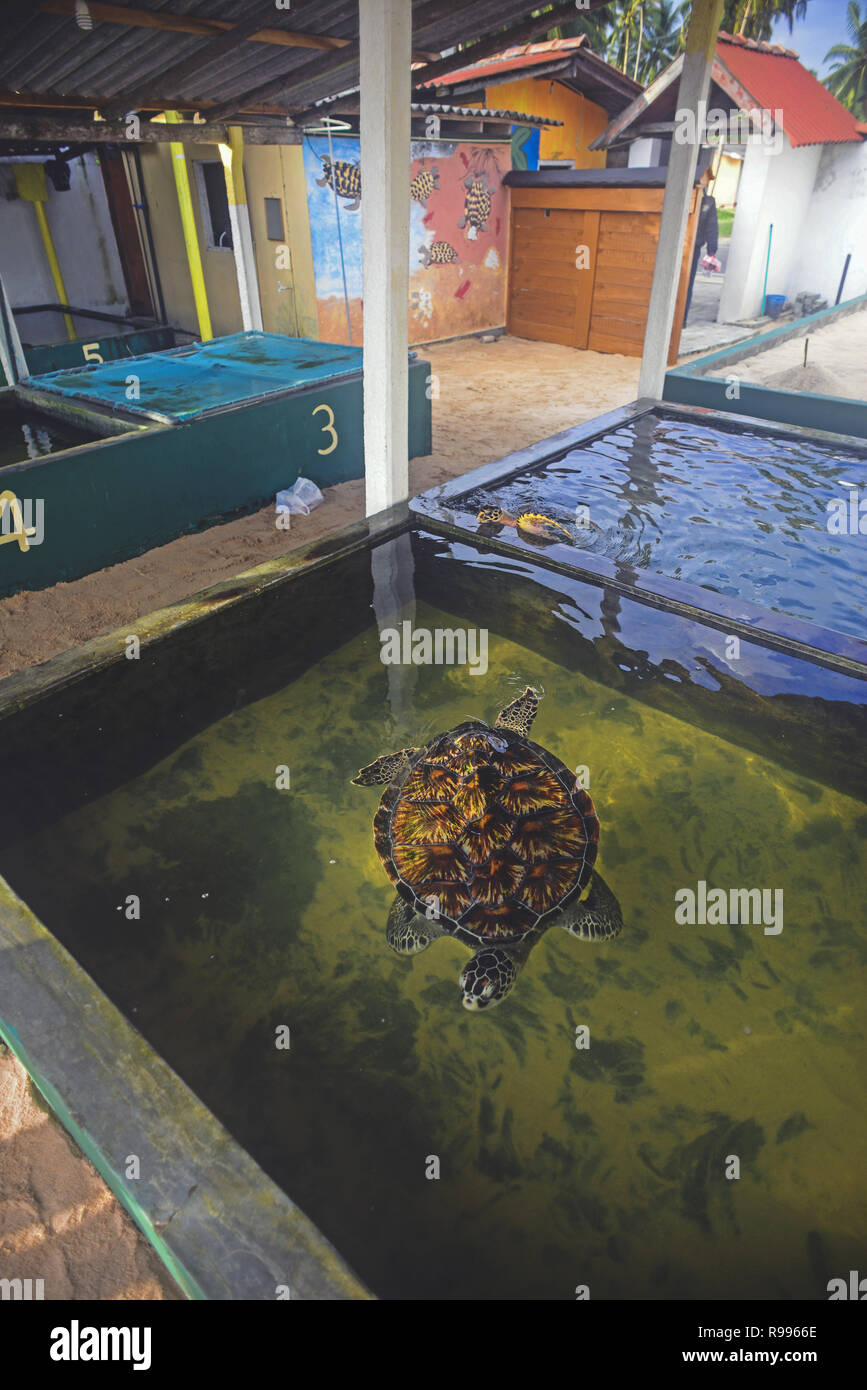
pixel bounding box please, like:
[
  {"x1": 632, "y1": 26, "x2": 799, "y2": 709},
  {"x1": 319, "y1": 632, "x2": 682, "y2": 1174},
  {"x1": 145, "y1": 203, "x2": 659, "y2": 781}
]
[
  {"x1": 304, "y1": 135, "x2": 510, "y2": 342},
  {"x1": 410, "y1": 165, "x2": 439, "y2": 206},
  {"x1": 316, "y1": 156, "x2": 362, "y2": 211},
  {"x1": 419, "y1": 240, "x2": 460, "y2": 268},
  {"x1": 458, "y1": 172, "x2": 492, "y2": 240}
]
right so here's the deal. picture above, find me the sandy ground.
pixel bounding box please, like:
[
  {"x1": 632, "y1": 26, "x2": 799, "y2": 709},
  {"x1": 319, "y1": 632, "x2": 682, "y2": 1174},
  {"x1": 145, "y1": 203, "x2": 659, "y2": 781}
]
[
  {"x1": 0, "y1": 1046, "x2": 181, "y2": 1299},
  {"x1": 706, "y1": 306, "x2": 867, "y2": 401},
  {"x1": 0, "y1": 334, "x2": 640, "y2": 1299},
  {"x1": 0, "y1": 336, "x2": 640, "y2": 680}
]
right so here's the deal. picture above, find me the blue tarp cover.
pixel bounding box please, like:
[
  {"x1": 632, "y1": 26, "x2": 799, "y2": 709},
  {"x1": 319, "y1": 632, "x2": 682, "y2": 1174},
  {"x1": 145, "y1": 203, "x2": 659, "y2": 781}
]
[{"x1": 26, "y1": 333, "x2": 366, "y2": 421}]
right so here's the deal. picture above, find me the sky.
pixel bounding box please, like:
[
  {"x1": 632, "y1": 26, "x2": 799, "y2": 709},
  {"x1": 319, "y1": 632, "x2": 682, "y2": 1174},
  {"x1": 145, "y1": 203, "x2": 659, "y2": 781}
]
[{"x1": 770, "y1": 0, "x2": 856, "y2": 77}]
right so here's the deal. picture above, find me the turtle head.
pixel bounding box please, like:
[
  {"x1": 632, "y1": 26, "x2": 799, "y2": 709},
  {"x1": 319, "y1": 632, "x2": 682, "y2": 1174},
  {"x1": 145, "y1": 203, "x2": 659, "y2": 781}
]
[
  {"x1": 459, "y1": 948, "x2": 517, "y2": 1011},
  {"x1": 477, "y1": 505, "x2": 504, "y2": 525}
]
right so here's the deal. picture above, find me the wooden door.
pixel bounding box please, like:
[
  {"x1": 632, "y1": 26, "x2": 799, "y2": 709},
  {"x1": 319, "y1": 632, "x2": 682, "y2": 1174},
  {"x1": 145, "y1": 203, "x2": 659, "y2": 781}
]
[
  {"x1": 100, "y1": 147, "x2": 154, "y2": 319},
  {"x1": 588, "y1": 210, "x2": 660, "y2": 356},
  {"x1": 507, "y1": 204, "x2": 599, "y2": 349}
]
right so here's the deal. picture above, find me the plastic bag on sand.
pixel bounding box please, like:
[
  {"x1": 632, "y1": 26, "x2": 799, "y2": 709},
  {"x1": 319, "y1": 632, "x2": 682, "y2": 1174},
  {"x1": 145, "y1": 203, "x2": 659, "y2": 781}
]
[{"x1": 275, "y1": 477, "x2": 324, "y2": 517}]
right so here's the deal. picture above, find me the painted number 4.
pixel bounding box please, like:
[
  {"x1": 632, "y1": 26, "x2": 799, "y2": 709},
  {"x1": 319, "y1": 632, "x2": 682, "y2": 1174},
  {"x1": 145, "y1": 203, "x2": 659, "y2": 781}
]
[{"x1": 312, "y1": 403, "x2": 338, "y2": 455}]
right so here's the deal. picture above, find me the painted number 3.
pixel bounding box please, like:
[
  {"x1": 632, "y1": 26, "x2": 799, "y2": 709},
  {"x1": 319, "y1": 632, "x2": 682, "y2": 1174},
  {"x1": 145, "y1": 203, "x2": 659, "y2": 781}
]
[{"x1": 312, "y1": 403, "x2": 338, "y2": 455}]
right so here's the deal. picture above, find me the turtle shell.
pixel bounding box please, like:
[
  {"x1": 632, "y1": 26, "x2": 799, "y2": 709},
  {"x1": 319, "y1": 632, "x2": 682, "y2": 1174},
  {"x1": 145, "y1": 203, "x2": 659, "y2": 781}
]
[{"x1": 373, "y1": 722, "x2": 599, "y2": 947}]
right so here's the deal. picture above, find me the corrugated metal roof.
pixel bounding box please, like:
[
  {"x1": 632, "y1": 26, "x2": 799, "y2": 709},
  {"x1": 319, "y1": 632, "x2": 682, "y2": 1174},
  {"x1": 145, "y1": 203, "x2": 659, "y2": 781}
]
[
  {"x1": 422, "y1": 36, "x2": 590, "y2": 88},
  {"x1": 716, "y1": 32, "x2": 862, "y2": 147},
  {"x1": 409, "y1": 101, "x2": 558, "y2": 127},
  {"x1": 305, "y1": 94, "x2": 561, "y2": 129},
  {"x1": 0, "y1": 0, "x2": 559, "y2": 118}
]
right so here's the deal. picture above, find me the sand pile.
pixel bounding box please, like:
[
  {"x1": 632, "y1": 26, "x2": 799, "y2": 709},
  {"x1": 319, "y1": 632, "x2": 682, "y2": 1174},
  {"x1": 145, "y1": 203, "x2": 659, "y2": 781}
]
[{"x1": 764, "y1": 363, "x2": 849, "y2": 396}]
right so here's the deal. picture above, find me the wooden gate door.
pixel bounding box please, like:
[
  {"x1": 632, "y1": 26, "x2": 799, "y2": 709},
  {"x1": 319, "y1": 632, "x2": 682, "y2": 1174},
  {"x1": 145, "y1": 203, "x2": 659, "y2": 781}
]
[{"x1": 507, "y1": 203, "x2": 600, "y2": 349}]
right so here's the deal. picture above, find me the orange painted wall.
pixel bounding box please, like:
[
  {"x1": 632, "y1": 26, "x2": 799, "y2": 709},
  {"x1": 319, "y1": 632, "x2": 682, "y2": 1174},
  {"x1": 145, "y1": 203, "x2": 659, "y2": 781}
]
[{"x1": 484, "y1": 78, "x2": 609, "y2": 168}]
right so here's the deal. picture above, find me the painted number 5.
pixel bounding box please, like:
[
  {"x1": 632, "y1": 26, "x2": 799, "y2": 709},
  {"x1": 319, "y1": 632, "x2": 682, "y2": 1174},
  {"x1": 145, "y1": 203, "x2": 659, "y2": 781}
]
[{"x1": 312, "y1": 403, "x2": 338, "y2": 455}]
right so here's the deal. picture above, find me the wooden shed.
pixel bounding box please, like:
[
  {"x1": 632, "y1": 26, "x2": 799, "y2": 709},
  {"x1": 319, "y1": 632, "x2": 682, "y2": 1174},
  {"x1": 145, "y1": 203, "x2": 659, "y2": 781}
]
[{"x1": 503, "y1": 169, "x2": 702, "y2": 363}]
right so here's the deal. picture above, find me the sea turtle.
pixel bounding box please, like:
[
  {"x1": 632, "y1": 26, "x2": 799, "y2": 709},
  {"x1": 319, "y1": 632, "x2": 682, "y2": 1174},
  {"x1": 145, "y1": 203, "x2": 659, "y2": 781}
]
[
  {"x1": 476, "y1": 506, "x2": 574, "y2": 542},
  {"x1": 352, "y1": 686, "x2": 622, "y2": 1011},
  {"x1": 316, "y1": 157, "x2": 361, "y2": 211},
  {"x1": 458, "y1": 172, "x2": 492, "y2": 240},
  {"x1": 477, "y1": 506, "x2": 602, "y2": 542},
  {"x1": 419, "y1": 240, "x2": 459, "y2": 268},
  {"x1": 410, "y1": 165, "x2": 439, "y2": 206}
]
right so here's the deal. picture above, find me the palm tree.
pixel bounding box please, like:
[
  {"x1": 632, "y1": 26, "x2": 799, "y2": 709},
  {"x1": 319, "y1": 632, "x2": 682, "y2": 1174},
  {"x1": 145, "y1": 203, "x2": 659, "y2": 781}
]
[
  {"x1": 546, "y1": 5, "x2": 616, "y2": 50},
  {"x1": 634, "y1": 2, "x2": 690, "y2": 82},
  {"x1": 823, "y1": 1, "x2": 867, "y2": 119},
  {"x1": 720, "y1": 0, "x2": 810, "y2": 43},
  {"x1": 603, "y1": 2, "x2": 688, "y2": 83}
]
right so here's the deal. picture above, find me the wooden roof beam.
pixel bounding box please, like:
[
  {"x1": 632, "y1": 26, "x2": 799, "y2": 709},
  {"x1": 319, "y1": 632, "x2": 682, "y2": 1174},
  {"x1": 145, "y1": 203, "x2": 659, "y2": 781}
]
[
  {"x1": 205, "y1": 0, "x2": 498, "y2": 122},
  {"x1": 0, "y1": 114, "x2": 300, "y2": 144},
  {"x1": 39, "y1": 1, "x2": 350, "y2": 50},
  {"x1": 99, "y1": 6, "x2": 288, "y2": 120},
  {"x1": 0, "y1": 90, "x2": 287, "y2": 115}
]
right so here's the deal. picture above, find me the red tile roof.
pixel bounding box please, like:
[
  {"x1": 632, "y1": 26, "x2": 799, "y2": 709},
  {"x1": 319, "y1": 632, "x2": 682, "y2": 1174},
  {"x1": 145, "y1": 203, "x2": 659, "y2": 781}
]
[
  {"x1": 716, "y1": 31, "x2": 862, "y2": 147},
  {"x1": 423, "y1": 36, "x2": 590, "y2": 87}
]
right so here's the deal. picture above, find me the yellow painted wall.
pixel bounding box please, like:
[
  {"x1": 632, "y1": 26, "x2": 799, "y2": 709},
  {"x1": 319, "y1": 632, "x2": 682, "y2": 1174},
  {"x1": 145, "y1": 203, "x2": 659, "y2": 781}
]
[
  {"x1": 139, "y1": 140, "x2": 318, "y2": 339},
  {"x1": 710, "y1": 152, "x2": 742, "y2": 209},
  {"x1": 485, "y1": 78, "x2": 609, "y2": 168},
  {"x1": 245, "y1": 144, "x2": 319, "y2": 339},
  {"x1": 139, "y1": 141, "x2": 241, "y2": 337}
]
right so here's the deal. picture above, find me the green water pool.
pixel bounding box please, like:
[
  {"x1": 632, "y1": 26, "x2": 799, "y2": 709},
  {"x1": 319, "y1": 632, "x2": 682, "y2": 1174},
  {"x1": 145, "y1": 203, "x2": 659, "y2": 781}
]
[{"x1": 3, "y1": 591, "x2": 864, "y2": 1300}]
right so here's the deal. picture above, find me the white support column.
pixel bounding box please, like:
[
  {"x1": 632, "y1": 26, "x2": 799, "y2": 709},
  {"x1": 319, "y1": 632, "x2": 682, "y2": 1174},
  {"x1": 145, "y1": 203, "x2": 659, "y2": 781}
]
[
  {"x1": 360, "y1": 0, "x2": 411, "y2": 516},
  {"x1": 637, "y1": 0, "x2": 724, "y2": 399},
  {"x1": 0, "y1": 273, "x2": 27, "y2": 385},
  {"x1": 221, "y1": 127, "x2": 264, "y2": 333}
]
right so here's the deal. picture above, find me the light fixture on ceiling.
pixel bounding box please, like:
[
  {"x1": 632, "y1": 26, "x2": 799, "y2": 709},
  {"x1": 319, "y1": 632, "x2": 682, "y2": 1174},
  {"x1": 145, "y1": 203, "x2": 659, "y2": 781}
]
[{"x1": 74, "y1": 1, "x2": 93, "y2": 31}]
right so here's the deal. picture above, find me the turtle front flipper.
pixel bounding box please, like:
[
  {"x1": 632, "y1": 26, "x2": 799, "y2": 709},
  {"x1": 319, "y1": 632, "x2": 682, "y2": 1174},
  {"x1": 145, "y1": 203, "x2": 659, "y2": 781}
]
[
  {"x1": 560, "y1": 872, "x2": 623, "y2": 942},
  {"x1": 494, "y1": 686, "x2": 539, "y2": 735},
  {"x1": 459, "y1": 947, "x2": 519, "y2": 1011},
  {"x1": 351, "y1": 748, "x2": 419, "y2": 786},
  {"x1": 386, "y1": 896, "x2": 442, "y2": 955}
]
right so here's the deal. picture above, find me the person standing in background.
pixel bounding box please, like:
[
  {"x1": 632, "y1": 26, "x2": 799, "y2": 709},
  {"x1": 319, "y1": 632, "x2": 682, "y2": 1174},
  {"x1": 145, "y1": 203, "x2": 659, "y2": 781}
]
[{"x1": 683, "y1": 166, "x2": 719, "y2": 325}]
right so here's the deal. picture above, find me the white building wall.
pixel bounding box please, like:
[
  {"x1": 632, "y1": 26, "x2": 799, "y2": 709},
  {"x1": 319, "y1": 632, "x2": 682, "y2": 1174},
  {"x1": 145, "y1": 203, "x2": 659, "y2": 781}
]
[
  {"x1": 0, "y1": 152, "x2": 129, "y2": 345},
  {"x1": 628, "y1": 137, "x2": 663, "y2": 167},
  {"x1": 719, "y1": 134, "x2": 821, "y2": 321},
  {"x1": 786, "y1": 139, "x2": 867, "y2": 305}
]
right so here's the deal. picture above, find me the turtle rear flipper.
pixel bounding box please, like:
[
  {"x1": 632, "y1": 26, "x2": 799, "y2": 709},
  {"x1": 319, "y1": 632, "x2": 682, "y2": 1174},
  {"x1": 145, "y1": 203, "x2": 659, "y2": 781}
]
[
  {"x1": 495, "y1": 686, "x2": 539, "y2": 735},
  {"x1": 560, "y1": 873, "x2": 623, "y2": 941},
  {"x1": 351, "y1": 748, "x2": 419, "y2": 786}
]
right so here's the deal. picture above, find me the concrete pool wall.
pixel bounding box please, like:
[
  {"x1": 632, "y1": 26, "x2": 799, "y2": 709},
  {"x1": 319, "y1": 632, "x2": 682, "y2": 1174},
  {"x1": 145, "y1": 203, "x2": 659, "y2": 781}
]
[
  {"x1": 1, "y1": 495, "x2": 865, "y2": 1297},
  {"x1": 1, "y1": 333, "x2": 432, "y2": 599},
  {"x1": 410, "y1": 399, "x2": 867, "y2": 679},
  {"x1": 0, "y1": 509, "x2": 408, "y2": 1300},
  {"x1": 664, "y1": 295, "x2": 867, "y2": 438}
]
